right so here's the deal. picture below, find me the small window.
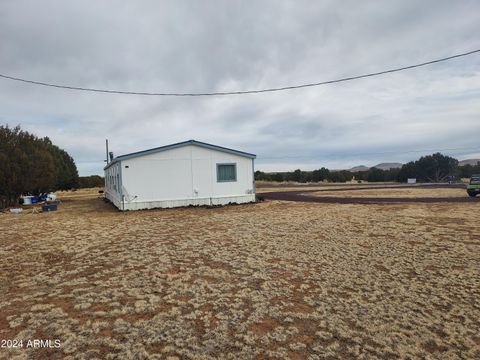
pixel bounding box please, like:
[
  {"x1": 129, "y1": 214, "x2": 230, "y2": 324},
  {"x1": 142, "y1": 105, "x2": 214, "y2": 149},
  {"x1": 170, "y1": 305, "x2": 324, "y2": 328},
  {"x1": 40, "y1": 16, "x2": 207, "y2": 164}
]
[{"x1": 217, "y1": 163, "x2": 237, "y2": 182}]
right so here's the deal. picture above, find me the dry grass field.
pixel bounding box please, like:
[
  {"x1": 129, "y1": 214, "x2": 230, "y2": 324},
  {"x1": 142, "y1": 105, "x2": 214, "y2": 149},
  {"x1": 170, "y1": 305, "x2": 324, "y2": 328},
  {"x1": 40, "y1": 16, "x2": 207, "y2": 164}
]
[
  {"x1": 1, "y1": 188, "x2": 480, "y2": 359},
  {"x1": 306, "y1": 187, "x2": 467, "y2": 198}
]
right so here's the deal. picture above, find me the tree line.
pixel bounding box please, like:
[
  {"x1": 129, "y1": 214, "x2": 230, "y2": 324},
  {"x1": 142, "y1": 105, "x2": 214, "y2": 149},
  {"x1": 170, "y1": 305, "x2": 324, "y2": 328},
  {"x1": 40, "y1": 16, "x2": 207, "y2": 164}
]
[
  {"x1": 255, "y1": 153, "x2": 478, "y2": 183},
  {"x1": 0, "y1": 125, "x2": 79, "y2": 207},
  {"x1": 78, "y1": 175, "x2": 104, "y2": 188},
  {"x1": 457, "y1": 163, "x2": 480, "y2": 178}
]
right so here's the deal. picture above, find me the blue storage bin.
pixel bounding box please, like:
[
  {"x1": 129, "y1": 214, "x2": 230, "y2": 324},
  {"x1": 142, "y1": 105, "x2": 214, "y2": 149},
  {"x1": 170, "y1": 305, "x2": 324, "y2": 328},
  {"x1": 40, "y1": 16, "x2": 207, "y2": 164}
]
[{"x1": 42, "y1": 203, "x2": 58, "y2": 212}]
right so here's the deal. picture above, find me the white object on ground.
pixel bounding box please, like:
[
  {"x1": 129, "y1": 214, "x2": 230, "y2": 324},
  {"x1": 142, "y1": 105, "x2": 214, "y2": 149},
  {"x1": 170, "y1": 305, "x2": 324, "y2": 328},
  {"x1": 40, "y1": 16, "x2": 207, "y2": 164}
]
[
  {"x1": 10, "y1": 208, "x2": 23, "y2": 214},
  {"x1": 22, "y1": 196, "x2": 33, "y2": 205}
]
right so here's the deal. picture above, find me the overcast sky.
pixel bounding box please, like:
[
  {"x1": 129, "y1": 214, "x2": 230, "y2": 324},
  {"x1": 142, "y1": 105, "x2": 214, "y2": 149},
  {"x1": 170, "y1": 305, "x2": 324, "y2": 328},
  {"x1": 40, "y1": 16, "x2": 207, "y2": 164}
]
[{"x1": 1, "y1": 0, "x2": 480, "y2": 176}]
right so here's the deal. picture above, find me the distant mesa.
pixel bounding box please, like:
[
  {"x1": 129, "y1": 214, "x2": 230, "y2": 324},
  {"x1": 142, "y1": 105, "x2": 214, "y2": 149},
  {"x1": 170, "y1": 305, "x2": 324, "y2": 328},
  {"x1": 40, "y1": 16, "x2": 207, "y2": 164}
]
[
  {"x1": 349, "y1": 165, "x2": 370, "y2": 172},
  {"x1": 458, "y1": 158, "x2": 480, "y2": 166},
  {"x1": 349, "y1": 163, "x2": 403, "y2": 172},
  {"x1": 373, "y1": 162, "x2": 404, "y2": 170},
  {"x1": 347, "y1": 159, "x2": 480, "y2": 172}
]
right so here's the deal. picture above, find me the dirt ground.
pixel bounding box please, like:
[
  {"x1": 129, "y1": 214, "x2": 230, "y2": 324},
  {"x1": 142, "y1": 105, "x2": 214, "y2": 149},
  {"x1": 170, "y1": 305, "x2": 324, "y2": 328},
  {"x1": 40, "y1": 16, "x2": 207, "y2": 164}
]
[{"x1": 1, "y1": 188, "x2": 479, "y2": 359}]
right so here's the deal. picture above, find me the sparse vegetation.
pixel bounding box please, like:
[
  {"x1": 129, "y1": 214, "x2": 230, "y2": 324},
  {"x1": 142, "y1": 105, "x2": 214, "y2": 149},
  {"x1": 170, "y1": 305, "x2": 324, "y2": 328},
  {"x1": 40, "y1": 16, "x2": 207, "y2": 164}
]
[
  {"x1": 1, "y1": 188, "x2": 479, "y2": 359},
  {"x1": 305, "y1": 187, "x2": 467, "y2": 198}
]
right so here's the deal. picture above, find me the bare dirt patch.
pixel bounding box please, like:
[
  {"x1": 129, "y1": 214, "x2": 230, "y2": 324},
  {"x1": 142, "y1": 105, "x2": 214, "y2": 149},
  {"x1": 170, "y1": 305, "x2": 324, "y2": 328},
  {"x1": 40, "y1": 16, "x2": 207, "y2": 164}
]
[{"x1": 1, "y1": 188, "x2": 479, "y2": 359}]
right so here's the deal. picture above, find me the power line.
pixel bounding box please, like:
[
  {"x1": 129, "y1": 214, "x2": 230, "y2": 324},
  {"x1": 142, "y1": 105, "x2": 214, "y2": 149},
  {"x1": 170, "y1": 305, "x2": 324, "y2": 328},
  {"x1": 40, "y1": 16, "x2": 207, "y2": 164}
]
[{"x1": 1, "y1": 49, "x2": 479, "y2": 96}]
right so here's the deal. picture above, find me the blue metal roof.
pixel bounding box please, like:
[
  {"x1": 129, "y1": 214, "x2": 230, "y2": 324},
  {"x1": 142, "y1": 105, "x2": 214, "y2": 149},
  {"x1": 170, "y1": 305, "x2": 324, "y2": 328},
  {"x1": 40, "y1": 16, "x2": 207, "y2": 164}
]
[{"x1": 104, "y1": 139, "x2": 256, "y2": 170}]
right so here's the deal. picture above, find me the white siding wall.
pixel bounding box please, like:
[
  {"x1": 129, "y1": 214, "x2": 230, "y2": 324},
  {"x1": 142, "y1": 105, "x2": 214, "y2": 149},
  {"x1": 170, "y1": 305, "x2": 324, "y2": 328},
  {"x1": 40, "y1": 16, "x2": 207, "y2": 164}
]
[
  {"x1": 104, "y1": 161, "x2": 122, "y2": 209},
  {"x1": 117, "y1": 145, "x2": 254, "y2": 210}
]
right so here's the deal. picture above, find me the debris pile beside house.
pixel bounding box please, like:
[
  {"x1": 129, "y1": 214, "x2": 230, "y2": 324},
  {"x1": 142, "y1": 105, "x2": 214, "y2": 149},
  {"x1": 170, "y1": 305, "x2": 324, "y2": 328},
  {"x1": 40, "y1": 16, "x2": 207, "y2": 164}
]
[{"x1": 10, "y1": 192, "x2": 60, "y2": 214}]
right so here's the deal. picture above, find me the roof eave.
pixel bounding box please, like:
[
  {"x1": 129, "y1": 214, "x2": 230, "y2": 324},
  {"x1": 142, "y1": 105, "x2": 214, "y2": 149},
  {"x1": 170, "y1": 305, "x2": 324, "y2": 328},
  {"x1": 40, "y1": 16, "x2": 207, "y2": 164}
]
[{"x1": 104, "y1": 140, "x2": 255, "y2": 172}]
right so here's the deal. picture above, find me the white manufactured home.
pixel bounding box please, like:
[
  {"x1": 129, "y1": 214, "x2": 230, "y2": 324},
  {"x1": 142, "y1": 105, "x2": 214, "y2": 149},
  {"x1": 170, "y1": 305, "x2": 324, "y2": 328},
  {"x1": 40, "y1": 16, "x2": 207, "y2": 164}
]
[{"x1": 104, "y1": 140, "x2": 256, "y2": 211}]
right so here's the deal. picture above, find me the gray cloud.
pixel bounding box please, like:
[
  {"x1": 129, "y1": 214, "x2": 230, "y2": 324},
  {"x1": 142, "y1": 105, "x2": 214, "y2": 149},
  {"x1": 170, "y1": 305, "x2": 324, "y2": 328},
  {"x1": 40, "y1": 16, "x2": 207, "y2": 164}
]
[{"x1": 1, "y1": 0, "x2": 480, "y2": 175}]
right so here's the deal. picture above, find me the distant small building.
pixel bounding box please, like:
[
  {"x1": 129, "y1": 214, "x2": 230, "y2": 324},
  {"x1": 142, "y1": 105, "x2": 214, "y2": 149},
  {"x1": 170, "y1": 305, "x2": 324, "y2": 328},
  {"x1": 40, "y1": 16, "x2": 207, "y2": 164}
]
[
  {"x1": 104, "y1": 140, "x2": 256, "y2": 210},
  {"x1": 347, "y1": 176, "x2": 364, "y2": 184}
]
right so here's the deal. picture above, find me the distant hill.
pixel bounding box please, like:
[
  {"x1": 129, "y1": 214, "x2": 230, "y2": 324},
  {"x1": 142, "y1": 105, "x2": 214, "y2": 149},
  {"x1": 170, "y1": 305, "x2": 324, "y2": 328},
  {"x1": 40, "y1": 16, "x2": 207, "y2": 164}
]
[
  {"x1": 347, "y1": 159, "x2": 479, "y2": 172},
  {"x1": 349, "y1": 162, "x2": 403, "y2": 172},
  {"x1": 349, "y1": 165, "x2": 370, "y2": 172},
  {"x1": 459, "y1": 158, "x2": 480, "y2": 166},
  {"x1": 373, "y1": 162, "x2": 403, "y2": 170}
]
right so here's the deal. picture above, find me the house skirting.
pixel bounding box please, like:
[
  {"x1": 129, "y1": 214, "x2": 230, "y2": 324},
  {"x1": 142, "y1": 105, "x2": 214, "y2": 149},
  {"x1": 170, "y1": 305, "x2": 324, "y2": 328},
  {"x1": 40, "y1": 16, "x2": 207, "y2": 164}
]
[{"x1": 109, "y1": 194, "x2": 256, "y2": 211}]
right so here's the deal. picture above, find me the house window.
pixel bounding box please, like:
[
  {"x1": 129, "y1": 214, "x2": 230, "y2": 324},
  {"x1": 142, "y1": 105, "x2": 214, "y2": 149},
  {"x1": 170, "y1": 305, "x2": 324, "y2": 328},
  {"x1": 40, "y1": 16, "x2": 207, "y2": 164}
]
[{"x1": 217, "y1": 163, "x2": 237, "y2": 182}]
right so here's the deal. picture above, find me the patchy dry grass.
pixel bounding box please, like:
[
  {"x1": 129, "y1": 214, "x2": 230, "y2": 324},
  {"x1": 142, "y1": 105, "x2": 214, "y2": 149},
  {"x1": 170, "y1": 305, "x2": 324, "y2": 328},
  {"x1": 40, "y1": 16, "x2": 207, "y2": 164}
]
[
  {"x1": 1, "y1": 188, "x2": 479, "y2": 359},
  {"x1": 306, "y1": 187, "x2": 467, "y2": 198}
]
